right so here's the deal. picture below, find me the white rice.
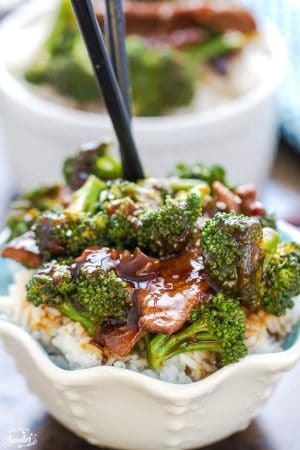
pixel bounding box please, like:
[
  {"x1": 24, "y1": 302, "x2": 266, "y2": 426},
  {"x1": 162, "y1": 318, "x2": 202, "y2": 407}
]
[{"x1": 0, "y1": 269, "x2": 299, "y2": 384}]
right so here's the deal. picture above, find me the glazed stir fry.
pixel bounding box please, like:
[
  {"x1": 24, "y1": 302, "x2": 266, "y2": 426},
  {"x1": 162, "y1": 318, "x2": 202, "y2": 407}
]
[
  {"x1": 25, "y1": 0, "x2": 256, "y2": 115},
  {"x1": 2, "y1": 143, "x2": 300, "y2": 368}
]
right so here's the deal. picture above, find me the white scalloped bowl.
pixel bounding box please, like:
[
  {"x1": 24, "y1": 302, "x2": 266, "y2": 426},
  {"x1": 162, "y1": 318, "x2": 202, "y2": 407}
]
[
  {"x1": 0, "y1": 0, "x2": 287, "y2": 190},
  {"x1": 0, "y1": 221, "x2": 300, "y2": 450}
]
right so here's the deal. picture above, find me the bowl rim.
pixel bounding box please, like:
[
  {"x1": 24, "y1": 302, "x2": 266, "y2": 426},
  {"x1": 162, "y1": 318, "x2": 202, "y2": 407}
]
[
  {"x1": 0, "y1": 0, "x2": 288, "y2": 133},
  {"x1": 0, "y1": 220, "x2": 299, "y2": 399}
]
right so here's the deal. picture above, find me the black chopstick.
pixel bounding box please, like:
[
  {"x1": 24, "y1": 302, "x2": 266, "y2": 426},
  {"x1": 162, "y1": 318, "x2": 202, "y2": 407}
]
[
  {"x1": 104, "y1": 0, "x2": 132, "y2": 117},
  {"x1": 70, "y1": 0, "x2": 144, "y2": 182}
]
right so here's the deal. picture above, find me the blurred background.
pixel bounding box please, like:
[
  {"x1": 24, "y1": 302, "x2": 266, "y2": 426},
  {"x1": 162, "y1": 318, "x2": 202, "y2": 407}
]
[{"x1": 0, "y1": 1, "x2": 299, "y2": 449}]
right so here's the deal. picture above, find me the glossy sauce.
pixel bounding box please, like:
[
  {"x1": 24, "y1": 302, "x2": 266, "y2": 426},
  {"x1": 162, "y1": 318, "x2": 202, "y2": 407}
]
[{"x1": 74, "y1": 246, "x2": 209, "y2": 355}]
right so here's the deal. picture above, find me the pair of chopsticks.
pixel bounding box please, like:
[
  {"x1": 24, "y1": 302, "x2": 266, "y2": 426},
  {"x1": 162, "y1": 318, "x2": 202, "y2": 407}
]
[{"x1": 71, "y1": 0, "x2": 144, "y2": 181}]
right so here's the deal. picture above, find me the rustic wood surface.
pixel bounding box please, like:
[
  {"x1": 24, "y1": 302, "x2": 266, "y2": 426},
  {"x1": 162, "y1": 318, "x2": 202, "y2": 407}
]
[{"x1": 0, "y1": 144, "x2": 299, "y2": 450}]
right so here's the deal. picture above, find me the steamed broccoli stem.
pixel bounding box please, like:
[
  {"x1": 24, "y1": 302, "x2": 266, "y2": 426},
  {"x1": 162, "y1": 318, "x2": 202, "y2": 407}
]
[
  {"x1": 186, "y1": 32, "x2": 246, "y2": 64},
  {"x1": 57, "y1": 301, "x2": 96, "y2": 337},
  {"x1": 262, "y1": 242, "x2": 300, "y2": 316},
  {"x1": 137, "y1": 192, "x2": 202, "y2": 256},
  {"x1": 68, "y1": 175, "x2": 106, "y2": 213},
  {"x1": 147, "y1": 323, "x2": 221, "y2": 369},
  {"x1": 146, "y1": 293, "x2": 247, "y2": 369},
  {"x1": 261, "y1": 227, "x2": 280, "y2": 270}
]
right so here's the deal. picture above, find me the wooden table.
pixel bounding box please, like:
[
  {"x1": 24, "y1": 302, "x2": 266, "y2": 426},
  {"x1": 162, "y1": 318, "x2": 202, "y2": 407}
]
[{"x1": 0, "y1": 144, "x2": 299, "y2": 450}]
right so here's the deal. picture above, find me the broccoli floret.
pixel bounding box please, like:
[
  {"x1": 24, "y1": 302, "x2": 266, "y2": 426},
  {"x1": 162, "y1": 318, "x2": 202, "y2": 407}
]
[
  {"x1": 35, "y1": 211, "x2": 108, "y2": 259},
  {"x1": 127, "y1": 36, "x2": 196, "y2": 116},
  {"x1": 75, "y1": 263, "x2": 131, "y2": 325},
  {"x1": 146, "y1": 293, "x2": 247, "y2": 368},
  {"x1": 35, "y1": 175, "x2": 110, "y2": 259},
  {"x1": 171, "y1": 162, "x2": 233, "y2": 189},
  {"x1": 201, "y1": 212, "x2": 264, "y2": 307},
  {"x1": 137, "y1": 192, "x2": 202, "y2": 256},
  {"x1": 63, "y1": 142, "x2": 121, "y2": 189},
  {"x1": 25, "y1": 0, "x2": 78, "y2": 83},
  {"x1": 26, "y1": 260, "x2": 131, "y2": 336},
  {"x1": 262, "y1": 242, "x2": 300, "y2": 316},
  {"x1": 6, "y1": 185, "x2": 61, "y2": 240}
]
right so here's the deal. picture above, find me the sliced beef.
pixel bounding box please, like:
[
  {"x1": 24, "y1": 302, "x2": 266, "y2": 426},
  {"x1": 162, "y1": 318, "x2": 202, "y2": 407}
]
[
  {"x1": 74, "y1": 246, "x2": 208, "y2": 355},
  {"x1": 103, "y1": 328, "x2": 147, "y2": 357},
  {"x1": 96, "y1": 1, "x2": 256, "y2": 46},
  {"x1": 213, "y1": 181, "x2": 241, "y2": 213},
  {"x1": 1, "y1": 231, "x2": 42, "y2": 268},
  {"x1": 235, "y1": 184, "x2": 265, "y2": 216},
  {"x1": 138, "y1": 249, "x2": 209, "y2": 335}
]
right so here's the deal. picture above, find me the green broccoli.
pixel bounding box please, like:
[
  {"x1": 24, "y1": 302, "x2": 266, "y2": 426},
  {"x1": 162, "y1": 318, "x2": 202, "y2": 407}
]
[
  {"x1": 201, "y1": 212, "x2": 264, "y2": 308},
  {"x1": 127, "y1": 36, "x2": 196, "y2": 116},
  {"x1": 26, "y1": 260, "x2": 131, "y2": 336},
  {"x1": 25, "y1": 0, "x2": 78, "y2": 83},
  {"x1": 6, "y1": 185, "x2": 61, "y2": 240},
  {"x1": 186, "y1": 32, "x2": 247, "y2": 64},
  {"x1": 35, "y1": 211, "x2": 108, "y2": 259},
  {"x1": 261, "y1": 242, "x2": 300, "y2": 316},
  {"x1": 146, "y1": 293, "x2": 247, "y2": 368},
  {"x1": 35, "y1": 175, "x2": 109, "y2": 259},
  {"x1": 68, "y1": 175, "x2": 106, "y2": 213},
  {"x1": 63, "y1": 142, "x2": 121, "y2": 189},
  {"x1": 171, "y1": 162, "x2": 232, "y2": 189},
  {"x1": 137, "y1": 192, "x2": 202, "y2": 256}
]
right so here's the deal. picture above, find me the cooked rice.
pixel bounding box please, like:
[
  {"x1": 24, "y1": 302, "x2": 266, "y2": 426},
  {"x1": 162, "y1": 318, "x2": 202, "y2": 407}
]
[{"x1": 0, "y1": 269, "x2": 299, "y2": 384}]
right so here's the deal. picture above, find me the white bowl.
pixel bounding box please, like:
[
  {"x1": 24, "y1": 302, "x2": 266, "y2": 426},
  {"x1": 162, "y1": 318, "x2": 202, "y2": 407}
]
[
  {"x1": 0, "y1": 221, "x2": 299, "y2": 450},
  {"x1": 0, "y1": 0, "x2": 287, "y2": 191}
]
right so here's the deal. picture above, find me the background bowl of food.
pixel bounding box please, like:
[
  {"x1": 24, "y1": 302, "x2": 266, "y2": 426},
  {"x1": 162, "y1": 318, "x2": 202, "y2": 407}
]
[
  {"x1": 0, "y1": 0, "x2": 287, "y2": 191},
  {"x1": 0, "y1": 143, "x2": 300, "y2": 450}
]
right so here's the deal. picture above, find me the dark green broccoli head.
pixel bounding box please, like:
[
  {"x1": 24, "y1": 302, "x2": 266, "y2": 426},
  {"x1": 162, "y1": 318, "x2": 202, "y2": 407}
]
[
  {"x1": 127, "y1": 36, "x2": 196, "y2": 116},
  {"x1": 26, "y1": 261, "x2": 73, "y2": 307},
  {"x1": 191, "y1": 293, "x2": 247, "y2": 366},
  {"x1": 147, "y1": 293, "x2": 247, "y2": 369},
  {"x1": 137, "y1": 192, "x2": 202, "y2": 256},
  {"x1": 104, "y1": 198, "x2": 138, "y2": 249},
  {"x1": 35, "y1": 211, "x2": 109, "y2": 259},
  {"x1": 201, "y1": 212, "x2": 264, "y2": 307},
  {"x1": 26, "y1": 259, "x2": 132, "y2": 336},
  {"x1": 262, "y1": 242, "x2": 300, "y2": 316},
  {"x1": 99, "y1": 180, "x2": 163, "y2": 250},
  {"x1": 75, "y1": 264, "x2": 132, "y2": 325},
  {"x1": 63, "y1": 142, "x2": 121, "y2": 190}
]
